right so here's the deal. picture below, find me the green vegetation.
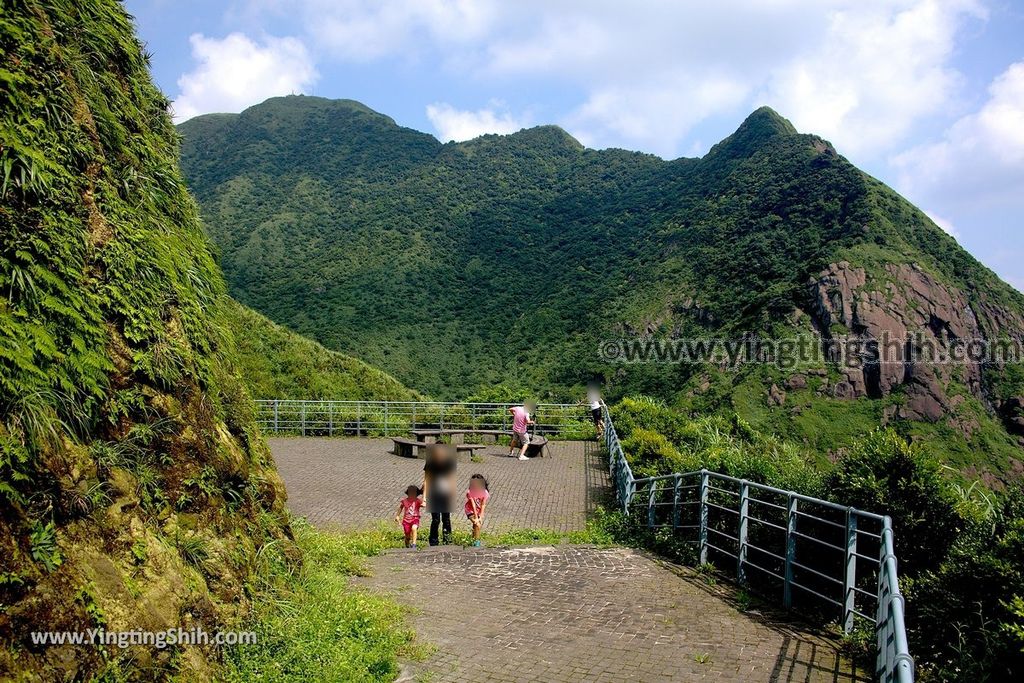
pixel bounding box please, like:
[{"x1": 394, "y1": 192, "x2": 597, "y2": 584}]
[
  {"x1": 0, "y1": 2, "x2": 289, "y2": 679},
  {"x1": 673, "y1": 364, "x2": 1024, "y2": 482},
  {"x1": 612, "y1": 396, "x2": 823, "y2": 492},
  {"x1": 221, "y1": 520, "x2": 422, "y2": 683},
  {"x1": 178, "y1": 95, "x2": 1024, "y2": 480},
  {"x1": 609, "y1": 397, "x2": 1024, "y2": 681},
  {"x1": 178, "y1": 99, "x2": 875, "y2": 400},
  {"x1": 221, "y1": 298, "x2": 421, "y2": 401}
]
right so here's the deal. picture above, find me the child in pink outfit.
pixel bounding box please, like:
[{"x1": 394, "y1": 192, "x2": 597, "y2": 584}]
[
  {"x1": 465, "y1": 474, "x2": 490, "y2": 547},
  {"x1": 394, "y1": 485, "x2": 423, "y2": 548}
]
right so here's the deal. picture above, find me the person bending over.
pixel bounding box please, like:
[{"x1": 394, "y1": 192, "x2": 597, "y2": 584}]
[{"x1": 465, "y1": 474, "x2": 490, "y2": 547}]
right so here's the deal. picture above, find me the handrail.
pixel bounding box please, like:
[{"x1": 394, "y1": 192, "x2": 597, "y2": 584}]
[
  {"x1": 254, "y1": 399, "x2": 588, "y2": 438},
  {"x1": 600, "y1": 405, "x2": 913, "y2": 683}
]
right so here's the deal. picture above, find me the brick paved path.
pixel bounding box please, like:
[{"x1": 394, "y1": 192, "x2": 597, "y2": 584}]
[
  {"x1": 269, "y1": 437, "x2": 606, "y2": 531},
  {"x1": 360, "y1": 545, "x2": 866, "y2": 683},
  {"x1": 272, "y1": 438, "x2": 863, "y2": 682}
]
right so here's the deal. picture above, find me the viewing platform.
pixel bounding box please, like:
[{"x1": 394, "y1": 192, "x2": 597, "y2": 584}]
[{"x1": 270, "y1": 435, "x2": 867, "y2": 682}]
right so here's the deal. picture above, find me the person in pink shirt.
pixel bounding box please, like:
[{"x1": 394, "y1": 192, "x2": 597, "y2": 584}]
[
  {"x1": 394, "y1": 484, "x2": 423, "y2": 548},
  {"x1": 464, "y1": 474, "x2": 490, "y2": 547},
  {"x1": 508, "y1": 401, "x2": 536, "y2": 460}
]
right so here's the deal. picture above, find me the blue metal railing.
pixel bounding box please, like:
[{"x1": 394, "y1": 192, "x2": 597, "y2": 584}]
[
  {"x1": 254, "y1": 400, "x2": 587, "y2": 438},
  {"x1": 601, "y1": 405, "x2": 913, "y2": 683}
]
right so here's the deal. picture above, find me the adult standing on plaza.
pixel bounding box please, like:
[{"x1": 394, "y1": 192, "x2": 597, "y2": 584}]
[
  {"x1": 508, "y1": 401, "x2": 536, "y2": 461},
  {"x1": 422, "y1": 443, "x2": 457, "y2": 545}
]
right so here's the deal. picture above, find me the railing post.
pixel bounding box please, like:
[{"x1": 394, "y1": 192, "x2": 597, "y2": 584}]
[
  {"x1": 357, "y1": 403, "x2": 362, "y2": 436},
  {"x1": 843, "y1": 509, "x2": 858, "y2": 633},
  {"x1": 440, "y1": 404, "x2": 445, "y2": 430},
  {"x1": 328, "y1": 402, "x2": 334, "y2": 436},
  {"x1": 784, "y1": 494, "x2": 797, "y2": 609},
  {"x1": 301, "y1": 402, "x2": 306, "y2": 436},
  {"x1": 273, "y1": 400, "x2": 279, "y2": 433},
  {"x1": 672, "y1": 475, "x2": 682, "y2": 529},
  {"x1": 737, "y1": 480, "x2": 749, "y2": 585},
  {"x1": 384, "y1": 402, "x2": 389, "y2": 436},
  {"x1": 877, "y1": 518, "x2": 913, "y2": 682},
  {"x1": 877, "y1": 523, "x2": 892, "y2": 682},
  {"x1": 698, "y1": 470, "x2": 709, "y2": 565},
  {"x1": 412, "y1": 403, "x2": 417, "y2": 430},
  {"x1": 648, "y1": 483, "x2": 657, "y2": 528}
]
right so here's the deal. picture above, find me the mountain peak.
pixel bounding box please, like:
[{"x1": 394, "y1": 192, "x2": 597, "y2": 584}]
[
  {"x1": 245, "y1": 95, "x2": 399, "y2": 125},
  {"x1": 742, "y1": 106, "x2": 798, "y2": 135},
  {"x1": 508, "y1": 124, "x2": 584, "y2": 149},
  {"x1": 705, "y1": 106, "x2": 798, "y2": 160}
]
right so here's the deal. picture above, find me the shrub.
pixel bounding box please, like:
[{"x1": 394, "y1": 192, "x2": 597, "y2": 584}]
[
  {"x1": 908, "y1": 487, "x2": 1024, "y2": 681},
  {"x1": 612, "y1": 396, "x2": 690, "y2": 445},
  {"x1": 620, "y1": 428, "x2": 689, "y2": 477},
  {"x1": 222, "y1": 520, "x2": 421, "y2": 682},
  {"x1": 613, "y1": 397, "x2": 822, "y2": 493},
  {"x1": 824, "y1": 428, "x2": 965, "y2": 576}
]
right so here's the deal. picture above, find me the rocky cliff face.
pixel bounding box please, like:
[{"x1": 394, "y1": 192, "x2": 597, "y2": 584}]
[{"x1": 808, "y1": 260, "x2": 1024, "y2": 430}]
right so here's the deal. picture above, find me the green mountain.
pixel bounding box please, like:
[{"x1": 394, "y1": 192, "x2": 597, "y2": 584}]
[
  {"x1": 179, "y1": 95, "x2": 1024, "y2": 481},
  {"x1": 221, "y1": 298, "x2": 421, "y2": 401},
  {"x1": 0, "y1": 3, "x2": 290, "y2": 679}
]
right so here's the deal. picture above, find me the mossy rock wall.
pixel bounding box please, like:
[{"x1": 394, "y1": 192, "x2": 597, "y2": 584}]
[{"x1": 1, "y1": 1, "x2": 293, "y2": 679}]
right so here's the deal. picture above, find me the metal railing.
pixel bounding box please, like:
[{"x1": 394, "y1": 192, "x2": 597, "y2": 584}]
[
  {"x1": 255, "y1": 400, "x2": 590, "y2": 438},
  {"x1": 601, "y1": 406, "x2": 913, "y2": 683}
]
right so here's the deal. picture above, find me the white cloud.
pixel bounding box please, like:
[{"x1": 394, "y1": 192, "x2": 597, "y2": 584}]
[
  {"x1": 566, "y1": 73, "x2": 749, "y2": 157},
  {"x1": 763, "y1": 0, "x2": 986, "y2": 157},
  {"x1": 891, "y1": 61, "x2": 1024, "y2": 210},
  {"x1": 276, "y1": 0, "x2": 499, "y2": 62},
  {"x1": 172, "y1": 32, "x2": 318, "y2": 122},
  {"x1": 236, "y1": 1, "x2": 986, "y2": 159},
  {"x1": 426, "y1": 101, "x2": 530, "y2": 141}
]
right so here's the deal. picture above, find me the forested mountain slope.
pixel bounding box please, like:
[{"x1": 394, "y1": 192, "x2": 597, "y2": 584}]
[
  {"x1": 221, "y1": 298, "x2": 421, "y2": 401},
  {"x1": 180, "y1": 96, "x2": 1024, "y2": 481},
  {"x1": 0, "y1": 3, "x2": 291, "y2": 679}
]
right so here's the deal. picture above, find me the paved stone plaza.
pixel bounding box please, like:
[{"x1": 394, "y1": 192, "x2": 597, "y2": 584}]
[
  {"x1": 269, "y1": 437, "x2": 607, "y2": 531},
  {"x1": 269, "y1": 438, "x2": 864, "y2": 683},
  {"x1": 360, "y1": 545, "x2": 866, "y2": 683}
]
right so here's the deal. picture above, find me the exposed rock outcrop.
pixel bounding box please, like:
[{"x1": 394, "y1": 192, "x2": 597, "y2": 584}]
[{"x1": 807, "y1": 261, "x2": 1024, "y2": 428}]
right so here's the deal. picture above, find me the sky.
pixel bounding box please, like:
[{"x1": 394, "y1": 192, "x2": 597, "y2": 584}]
[{"x1": 125, "y1": 0, "x2": 1024, "y2": 291}]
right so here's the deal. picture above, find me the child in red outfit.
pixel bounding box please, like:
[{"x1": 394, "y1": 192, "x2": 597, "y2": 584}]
[
  {"x1": 465, "y1": 474, "x2": 490, "y2": 547},
  {"x1": 395, "y1": 485, "x2": 423, "y2": 548}
]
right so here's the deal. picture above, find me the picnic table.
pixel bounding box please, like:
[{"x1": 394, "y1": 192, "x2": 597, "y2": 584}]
[
  {"x1": 400, "y1": 428, "x2": 550, "y2": 458},
  {"x1": 410, "y1": 428, "x2": 511, "y2": 444},
  {"x1": 389, "y1": 437, "x2": 487, "y2": 460}
]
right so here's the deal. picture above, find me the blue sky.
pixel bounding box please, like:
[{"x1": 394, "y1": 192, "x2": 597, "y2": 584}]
[{"x1": 126, "y1": 0, "x2": 1024, "y2": 291}]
